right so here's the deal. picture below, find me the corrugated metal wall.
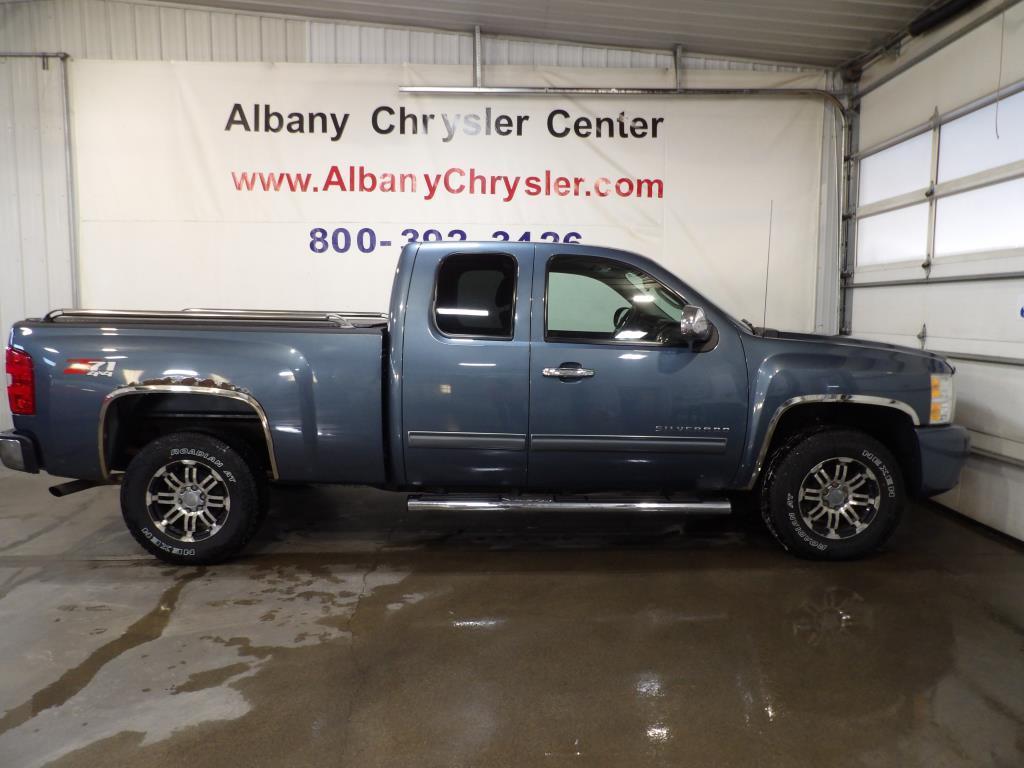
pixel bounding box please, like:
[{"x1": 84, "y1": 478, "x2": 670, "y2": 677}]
[
  {"x1": 0, "y1": 0, "x2": 816, "y2": 429},
  {"x1": 0, "y1": 0, "x2": 828, "y2": 68}
]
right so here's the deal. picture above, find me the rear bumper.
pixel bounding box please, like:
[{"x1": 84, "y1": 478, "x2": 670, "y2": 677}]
[
  {"x1": 0, "y1": 431, "x2": 40, "y2": 474},
  {"x1": 915, "y1": 424, "x2": 970, "y2": 497}
]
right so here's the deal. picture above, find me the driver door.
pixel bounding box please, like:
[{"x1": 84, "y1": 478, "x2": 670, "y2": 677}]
[{"x1": 526, "y1": 246, "x2": 748, "y2": 492}]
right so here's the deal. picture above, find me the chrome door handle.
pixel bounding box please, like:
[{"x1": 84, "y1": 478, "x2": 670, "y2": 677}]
[{"x1": 542, "y1": 366, "x2": 595, "y2": 379}]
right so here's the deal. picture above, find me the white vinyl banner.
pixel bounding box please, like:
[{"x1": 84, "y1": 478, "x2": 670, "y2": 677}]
[{"x1": 70, "y1": 61, "x2": 825, "y2": 329}]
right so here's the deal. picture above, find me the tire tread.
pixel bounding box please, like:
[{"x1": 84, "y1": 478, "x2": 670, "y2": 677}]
[
  {"x1": 762, "y1": 428, "x2": 904, "y2": 561},
  {"x1": 120, "y1": 431, "x2": 265, "y2": 564}
]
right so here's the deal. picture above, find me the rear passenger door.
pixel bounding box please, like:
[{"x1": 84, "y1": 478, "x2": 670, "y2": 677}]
[{"x1": 401, "y1": 242, "x2": 533, "y2": 488}]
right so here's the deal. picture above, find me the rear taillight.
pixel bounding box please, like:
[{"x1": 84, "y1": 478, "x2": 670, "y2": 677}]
[{"x1": 5, "y1": 346, "x2": 35, "y2": 415}]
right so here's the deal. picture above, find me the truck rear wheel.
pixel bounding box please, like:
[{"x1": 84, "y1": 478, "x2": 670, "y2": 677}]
[
  {"x1": 762, "y1": 429, "x2": 904, "y2": 560},
  {"x1": 121, "y1": 432, "x2": 265, "y2": 564}
]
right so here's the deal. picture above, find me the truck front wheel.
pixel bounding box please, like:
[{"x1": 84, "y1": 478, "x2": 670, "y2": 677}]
[
  {"x1": 121, "y1": 432, "x2": 265, "y2": 564},
  {"x1": 762, "y1": 429, "x2": 904, "y2": 560}
]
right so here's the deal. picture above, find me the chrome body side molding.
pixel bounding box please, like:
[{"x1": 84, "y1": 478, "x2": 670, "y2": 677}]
[
  {"x1": 407, "y1": 431, "x2": 527, "y2": 450},
  {"x1": 407, "y1": 495, "x2": 732, "y2": 515},
  {"x1": 530, "y1": 434, "x2": 728, "y2": 454},
  {"x1": 97, "y1": 384, "x2": 280, "y2": 480},
  {"x1": 744, "y1": 394, "x2": 921, "y2": 489}
]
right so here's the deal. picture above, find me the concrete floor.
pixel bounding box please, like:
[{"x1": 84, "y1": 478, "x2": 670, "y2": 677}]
[{"x1": 0, "y1": 468, "x2": 1021, "y2": 768}]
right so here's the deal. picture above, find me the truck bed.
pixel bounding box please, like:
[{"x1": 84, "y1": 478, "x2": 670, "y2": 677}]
[{"x1": 14, "y1": 309, "x2": 389, "y2": 483}]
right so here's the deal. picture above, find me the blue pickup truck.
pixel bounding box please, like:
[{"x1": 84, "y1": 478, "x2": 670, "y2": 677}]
[{"x1": 2, "y1": 241, "x2": 969, "y2": 563}]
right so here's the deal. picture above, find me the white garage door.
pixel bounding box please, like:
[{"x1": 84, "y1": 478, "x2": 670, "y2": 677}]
[{"x1": 849, "y1": 10, "x2": 1024, "y2": 540}]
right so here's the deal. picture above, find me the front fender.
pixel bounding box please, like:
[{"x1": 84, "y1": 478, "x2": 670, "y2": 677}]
[{"x1": 734, "y1": 341, "x2": 933, "y2": 488}]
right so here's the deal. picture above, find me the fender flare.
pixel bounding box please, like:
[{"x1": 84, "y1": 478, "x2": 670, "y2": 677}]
[
  {"x1": 98, "y1": 384, "x2": 279, "y2": 479},
  {"x1": 743, "y1": 394, "x2": 920, "y2": 489}
]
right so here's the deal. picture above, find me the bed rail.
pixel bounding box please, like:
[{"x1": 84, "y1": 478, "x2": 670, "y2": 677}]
[{"x1": 43, "y1": 308, "x2": 388, "y2": 328}]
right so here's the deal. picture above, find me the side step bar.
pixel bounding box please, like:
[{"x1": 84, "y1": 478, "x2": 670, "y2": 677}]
[{"x1": 407, "y1": 495, "x2": 732, "y2": 514}]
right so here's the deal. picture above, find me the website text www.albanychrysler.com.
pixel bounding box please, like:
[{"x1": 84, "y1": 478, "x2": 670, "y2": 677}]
[{"x1": 231, "y1": 165, "x2": 665, "y2": 202}]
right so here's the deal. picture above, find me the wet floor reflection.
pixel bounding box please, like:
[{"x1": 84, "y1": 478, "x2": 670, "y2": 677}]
[{"x1": 0, "y1": 481, "x2": 1020, "y2": 767}]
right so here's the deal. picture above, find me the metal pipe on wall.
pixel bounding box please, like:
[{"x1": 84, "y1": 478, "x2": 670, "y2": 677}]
[
  {"x1": 399, "y1": 84, "x2": 846, "y2": 114},
  {"x1": 0, "y1": 51, "x2": 78, "y2": 307},
  {"x1": 0, "y1": 52, "x2": 68, "y2": 60},
  {"x1": 59, "y1": 55, "x2": 80, "y2": 307},
  {"x1": 473, "y1": 25, "x2": 482, "y2": 88}
]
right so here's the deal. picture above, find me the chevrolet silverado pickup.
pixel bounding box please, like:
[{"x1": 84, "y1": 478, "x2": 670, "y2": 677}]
[{"x1": 2, "y1": 242, "x2": 969, "y2": 563}]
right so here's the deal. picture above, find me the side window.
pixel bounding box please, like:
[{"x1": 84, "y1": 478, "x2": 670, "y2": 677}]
[
  {"x1": 434, "y1": 253, "x2": 516, "y2": 339},
  {"x1": 546, "y1": 255, "x2": 685, "y2": 344}
]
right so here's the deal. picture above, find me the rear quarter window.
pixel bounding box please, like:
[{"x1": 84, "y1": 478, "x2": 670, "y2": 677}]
[{"x1": 433, "y1": 253, "x2": 516, "y2": 339}]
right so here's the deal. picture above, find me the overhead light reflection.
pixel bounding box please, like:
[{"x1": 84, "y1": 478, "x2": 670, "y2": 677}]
[
  {"x1": 437, "y1": 307, "x2": 489, "y2": 317},
  {"x1": 646, "y1": 724, "x2": 670, "y2": 743},
  {"x1": 635, "y1": 675, "x2": 663, "y2": 698},
  {"x1": 451, "y1": 618, "x2": 503, "y2": 628}
]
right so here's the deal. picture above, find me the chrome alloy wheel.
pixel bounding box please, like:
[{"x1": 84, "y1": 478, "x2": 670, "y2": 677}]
[
  {"x1": 144, "y1": 460, "x2": 230, "y2": 543},
  {"x1": 797, "y1": 457, "x2": 881, "y2": 540}
]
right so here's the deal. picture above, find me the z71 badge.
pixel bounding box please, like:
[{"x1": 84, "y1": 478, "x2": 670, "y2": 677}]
[{"x1": 64, "y1": 359, "x2": 117, "y2": 377}]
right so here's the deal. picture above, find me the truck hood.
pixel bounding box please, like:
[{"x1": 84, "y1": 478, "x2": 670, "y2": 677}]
[{"x1": 754, "y1": 329, "x2": 952, "y2": 368}]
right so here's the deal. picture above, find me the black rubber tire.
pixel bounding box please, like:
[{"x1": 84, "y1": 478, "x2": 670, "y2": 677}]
[
  {"x1": 762, "y1": 429, "x2": 904, "y2": 561},
  {"x1": 121, "y1": 432, "x2": 264, "y2": 564}
]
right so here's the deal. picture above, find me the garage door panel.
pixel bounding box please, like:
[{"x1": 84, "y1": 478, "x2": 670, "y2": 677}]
[
  {"x1": 952, "y1": 362, "x2": 1024, "y2": 446},
  {"x1": 850, "y1": 285, "x2": 925, "y2": 338},
  {"x1": 847, "y1": 331, "x2": 924, "y2": 352},
  {"x1": 854, "y1": 262, "x2": 930, "y2": 283},
  {"x1": 854, "y1": 241, "x2": 1024, "y2": 283},
  {"x1": 928, "y1": 250, "x2": 1024, "y2": 279},
  {"x1": 921, "y1": 281, "x2": 1024, "y2": 352},
  {"x1": 936, "y1": 457, "x2": 1024, "y2": 543},
  {"x1": 852, "y1": 281, "x2": 1024, "y2": 356},
  {"x1": 964, "y1": 430, "x2": 1024, "y2": 467}
]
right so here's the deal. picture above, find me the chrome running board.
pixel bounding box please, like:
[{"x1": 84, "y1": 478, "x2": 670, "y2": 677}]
[{"x1": 407, "y1": 494, "x2": 732, "y2": 515}]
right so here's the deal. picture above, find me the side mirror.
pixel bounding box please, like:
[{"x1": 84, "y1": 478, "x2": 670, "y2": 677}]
[{"x1": 680, "y1": 305, "x2": 712, "y2": 345}]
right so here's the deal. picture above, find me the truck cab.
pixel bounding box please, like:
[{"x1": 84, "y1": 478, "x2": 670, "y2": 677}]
[{"x1": 394, "y1": 242, "x2": 748, "y2": 492}]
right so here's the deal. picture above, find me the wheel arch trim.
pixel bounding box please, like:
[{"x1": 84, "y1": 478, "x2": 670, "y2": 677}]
[
  {"x1": 98, "y1": 384, "x2": 280, "y2": 480},
  {"x1": 744, "y1": 394, "x2": 920, "y2": 489}
]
